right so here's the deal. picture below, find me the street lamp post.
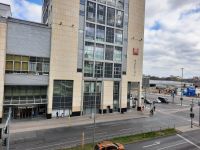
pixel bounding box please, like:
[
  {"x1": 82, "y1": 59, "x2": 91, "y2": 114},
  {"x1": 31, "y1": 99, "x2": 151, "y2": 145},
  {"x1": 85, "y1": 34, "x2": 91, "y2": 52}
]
[
  {"x1": 93, "y1": 78, "x2": 97, "y2": 148},
  {"x1": 180, "y1": 68, "x2": 184, "y2": 106}
]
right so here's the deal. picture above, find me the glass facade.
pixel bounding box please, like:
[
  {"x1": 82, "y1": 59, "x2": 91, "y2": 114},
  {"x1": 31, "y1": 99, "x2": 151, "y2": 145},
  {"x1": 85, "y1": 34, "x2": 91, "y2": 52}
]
[
  {"x1": 5, "y1": 54, "x2": 50, "y2": 75},
  {"x1": 52, "y1": 80, "x2": 73, "y2": 110},
  {"x1": 84, "y1": 0, "x2": 124, "y2": 79},
  {"x1": 83, "y1": 81, "x2": 102, "y2": 114},
  {"x1": 4, "y1": 86, "x2": 47, "y2": 105},
  {"x1": 113, "y1": 81, "x2": 120, "y2": 111}
]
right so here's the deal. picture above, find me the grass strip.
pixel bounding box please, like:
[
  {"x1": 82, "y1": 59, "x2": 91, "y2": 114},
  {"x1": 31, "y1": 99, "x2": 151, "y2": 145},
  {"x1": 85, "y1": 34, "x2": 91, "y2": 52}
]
[{"x1": 62, "y1": 128, "x2": 177, "y2": 150}]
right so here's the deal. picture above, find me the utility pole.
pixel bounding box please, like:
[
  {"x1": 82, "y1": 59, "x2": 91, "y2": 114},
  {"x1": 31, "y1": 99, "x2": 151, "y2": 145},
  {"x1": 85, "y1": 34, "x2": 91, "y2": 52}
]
[
  {"x1": 93, "y1": 78, "x2": 97, "y2": 148},
  {"x1": 190, "y1": 99, "x2": 194, "y2": 128},
  {"x1": 198, "y1": 100, "x2": 200, "y2": 126},
  {"x1": 180, "y1": 68, "x2": 184, "y2": 106}
]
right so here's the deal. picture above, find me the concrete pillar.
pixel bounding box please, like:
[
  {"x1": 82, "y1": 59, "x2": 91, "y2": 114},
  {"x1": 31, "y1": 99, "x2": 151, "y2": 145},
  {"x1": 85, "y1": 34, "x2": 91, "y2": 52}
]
[{"x1": 0, "y1": 21, "x2": 7, "y2": 123}]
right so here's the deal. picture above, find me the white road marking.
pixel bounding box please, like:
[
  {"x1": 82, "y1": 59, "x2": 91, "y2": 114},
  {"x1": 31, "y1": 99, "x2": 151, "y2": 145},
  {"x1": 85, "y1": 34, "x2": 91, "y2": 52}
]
[
  {"x1": 177, "y1": 134, "x2": 200, "y2": 149},
  {"x1": 143, "y1": 141, "x2": 160, "y2": 148},
  {"x1": 156, "y1": 141, "x2": 187, "y2": 150}
]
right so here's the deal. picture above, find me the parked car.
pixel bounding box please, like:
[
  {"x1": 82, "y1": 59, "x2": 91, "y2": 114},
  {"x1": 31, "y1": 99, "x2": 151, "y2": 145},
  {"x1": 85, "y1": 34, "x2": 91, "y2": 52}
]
[
  {"x1": 95, "y1": 141, "x2": 125, "y2": 150},
  {"x1": 153, "y1": 98, "x2": 161, "y2": 103},
  {"x1": 157, "y1": 97, "x2": 169, "y2": 104},
  {"x1": 144, "y1": 99, "x2": 152, "y2": 105}
]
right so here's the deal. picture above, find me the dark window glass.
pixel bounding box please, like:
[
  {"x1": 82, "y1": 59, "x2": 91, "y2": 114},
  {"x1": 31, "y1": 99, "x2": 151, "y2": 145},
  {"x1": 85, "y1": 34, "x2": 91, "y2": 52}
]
[
  {"x1": 117, "y1": 0, "x2": 124, "y2": 9},
  {"x1": 84, "y1": 61, "x2": 94, "y2": 77},
  {"x1": 87, "y1": 1, "x2": 96, "y2": 22},
  {"x1": 106, "y1": 27, "x2": 114, "y2": 43},
  {"x1": 97, "y1": 0, "x2": 106, "y2": 4},
  {"x1": 95, "y1": 62, "x2": 103, "y2": 78},
  {"x1": 96, "y1": 25, "x2": 105, "y2": 42},
  {"x1": 114, "y1": 64, "x2": 122, "y2": 78},
  {"x1": 107, "y1": 7, "x2": 115, "y2": 26},
  {"x1": 83, "y1": 81, "x2": 102, "y2": 114},
  {"x1": 86, "y1": 23, "x2": 95, "y2": 40},
  {"x1": 105, "y1": 63, "x2": 113, "y2": 78},
  {"x1": 85, "y1": 42, "x2": 94, "y2": 59},
  {"x1": 53, "y1": 80, "x2": 73, "y2": 109},
  {"x1": 105, "y1": 45, "x2": 114, "y2": 61},
  {"x1": 97, "y1": 4, "x2": 106, "y2": 24}
]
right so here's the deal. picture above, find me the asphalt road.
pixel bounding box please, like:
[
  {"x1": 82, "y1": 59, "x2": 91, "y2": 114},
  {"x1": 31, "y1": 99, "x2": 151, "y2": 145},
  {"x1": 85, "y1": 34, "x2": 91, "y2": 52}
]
[
  {"x1": 6, "y1": 94, "x2": 200, "y2": 150},
  {"x1": 126, "y1": 130, "x2": 200, "y2": 150}
]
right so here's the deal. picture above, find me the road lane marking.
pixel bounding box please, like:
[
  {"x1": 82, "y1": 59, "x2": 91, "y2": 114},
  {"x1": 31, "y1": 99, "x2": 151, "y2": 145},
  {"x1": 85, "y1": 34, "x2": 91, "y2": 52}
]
[
  {"x1": 143, "y1": 141, "x2": 160, "y2": 148},
  {"x1": 177, "y1": 134, "x2": 200, "y2": 149},
  {"x1": 156, "y1": 141, "x2": 187, "y2": 150}
]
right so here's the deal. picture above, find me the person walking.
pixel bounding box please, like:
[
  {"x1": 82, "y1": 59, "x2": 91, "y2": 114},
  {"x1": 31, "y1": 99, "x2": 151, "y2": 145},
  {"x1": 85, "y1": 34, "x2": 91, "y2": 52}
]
[{"x1": 56, "y1": 111, "x2": 59, "y2": 118}]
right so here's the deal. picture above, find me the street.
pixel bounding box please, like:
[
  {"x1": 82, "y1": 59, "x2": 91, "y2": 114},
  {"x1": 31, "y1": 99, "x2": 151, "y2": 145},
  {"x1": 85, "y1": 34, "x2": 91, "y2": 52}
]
[
  {"x1": 7, "y1": 94, "x2": 200, "y2": 150},
  {"x1": 126, "y1": 130, "x2": 200, "y2": 150}
]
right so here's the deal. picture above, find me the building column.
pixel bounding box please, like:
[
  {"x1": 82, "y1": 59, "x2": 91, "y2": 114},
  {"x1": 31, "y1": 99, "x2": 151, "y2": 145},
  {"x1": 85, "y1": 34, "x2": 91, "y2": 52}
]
[
  {"x1": 0, "y1": 22, "x2": 7, "y2": 123},
  {"x1": 101, "y1": 81, "x2": 114, "y2": 113},
  {"x1": 120, "y1": 76, "x2": 128, "y2": 113},
  {"x1": 47, "y1": 79, "x2": 53, "y2": 119}
]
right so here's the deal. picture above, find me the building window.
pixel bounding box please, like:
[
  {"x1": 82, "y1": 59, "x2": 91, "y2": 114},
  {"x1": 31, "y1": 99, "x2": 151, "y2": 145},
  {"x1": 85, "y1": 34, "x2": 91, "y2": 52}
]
[
  {"x1": 4, "y1": 86, "x2": 48, "y2": 105},
  {"x1": 97, "y1": 0, "x2": 106, "y2": 4},
  {"x1": 105, "y1": 63, "x2": 113, "y2": 78},
  {"x1": 97, "y1": 4, "x2": 106, "y2": 24},
  {"x1": 86, "y1": 23, "x2": 95, "y2": 40},
  {"x1": 115, "y1": 29, "x2": 123, "y2": 45},
  {"x1": 84, "y1": 61, "x2": 94, "y2": 77},
  {"x1": 116, "y1": 10, "x2": 124, "y2": 28},
  {"x1": 85, "y1": 42, "x2": 94, "y2": 59},
  {"x1": 53, "y1": 80, "x2": 73, "y2": 110},
  {"x1": 116, "y1": 0, "x2": 124, "y2": 9},
  {"x1": 107, "y1": 7, "x2": 115, "y2": 26},
  {"x1": 86, "y1": 1, "x2": 96, "y2": 22},
  {"x1": 96, "y1": 25, "x2": 105, "y2": 42},
  {"x1": 95, "y1": 62, "x2": 103, "y2": 78},
  {"x1": 107, "y1": 0, "x2": 116, "y2": 7},
  {"x1": 105, "y1": 45, "x2": 114, "y2": 61},
  {"x1": 114, "y1": 47, "x2": 122, "y2": 62},
  {"x1": 5, "y1": 54, "x2": 49, "y2": 75},
  {"x1": 95, "y1": 44, "x2": 104, "y2": 60},
  {"x1": 114, "y1": 63, "x2": 122, "y2": 78},
  {"x1": 106, "y1": 27, "x2": 114, "y2": 43},
  {"x1": 83, "y1": 81, "x2": 102, "y2": 114},
  {"x1": 113, "y1": 81, "x2": 120, "y2": 111}
]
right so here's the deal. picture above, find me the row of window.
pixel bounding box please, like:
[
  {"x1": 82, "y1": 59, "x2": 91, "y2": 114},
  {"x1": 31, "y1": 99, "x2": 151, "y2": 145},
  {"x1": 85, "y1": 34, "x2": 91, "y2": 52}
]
[
  {"x1": 87, "y1": 1, "x2": 124, "y2": 28},
  {"x1": 86, "y1": 23, "x2": 123, "y2": 44},
  {"x1": 89, "y1": 0, "x2": 124, "y2": 9},
  {"x1": 5, "y1": 55, "x2": 50, "y2": 75},
  {"x1": 84, "y1": 61, "x2": 122, "y2": 78},
  {"x1": 85, "y1": 42, "x2": 122, "y2": 62}
]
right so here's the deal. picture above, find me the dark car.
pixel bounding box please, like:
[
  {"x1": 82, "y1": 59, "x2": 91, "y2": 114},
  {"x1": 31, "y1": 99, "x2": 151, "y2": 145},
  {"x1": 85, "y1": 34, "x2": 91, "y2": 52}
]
[
  {"x1": 144, "y1": 99, "x2": 152, "y2": 105},
  {"x1": 157, "y1": 97, "x2": 169, "y2": 104}
]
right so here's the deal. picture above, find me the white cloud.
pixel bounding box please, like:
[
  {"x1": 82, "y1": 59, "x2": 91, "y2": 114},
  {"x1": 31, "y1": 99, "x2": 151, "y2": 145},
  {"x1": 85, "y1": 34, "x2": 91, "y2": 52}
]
[
  {"x1": 144, "y1": 0, "x2": 200, "y2": 78},
  {"x1": 0, "y1": 0, "x2": 42, "y2": 22}
]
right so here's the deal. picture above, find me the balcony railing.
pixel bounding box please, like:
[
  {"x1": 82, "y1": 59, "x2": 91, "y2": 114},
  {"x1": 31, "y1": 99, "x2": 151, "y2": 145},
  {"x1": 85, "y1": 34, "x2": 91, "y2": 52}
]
[{"x1": 4, "y1": 96, "x2": 48, "y2": 105}]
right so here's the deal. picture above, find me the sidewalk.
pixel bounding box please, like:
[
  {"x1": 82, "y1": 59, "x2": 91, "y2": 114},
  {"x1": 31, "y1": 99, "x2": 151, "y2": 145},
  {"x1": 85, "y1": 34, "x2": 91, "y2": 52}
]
[{"x1": 10, "y1": 109, "x2": 149, "y2": 134}]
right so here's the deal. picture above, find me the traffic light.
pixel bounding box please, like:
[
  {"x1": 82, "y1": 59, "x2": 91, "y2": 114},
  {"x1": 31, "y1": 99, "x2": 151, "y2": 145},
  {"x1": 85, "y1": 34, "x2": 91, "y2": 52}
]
[{"x1": 190, "y1": 107, "x2": 193, "y2": 112}]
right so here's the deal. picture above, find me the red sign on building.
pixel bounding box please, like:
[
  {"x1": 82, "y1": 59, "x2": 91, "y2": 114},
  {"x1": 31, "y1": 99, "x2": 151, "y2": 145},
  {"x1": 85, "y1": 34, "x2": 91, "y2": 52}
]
[{"x1": 133, "y1": 48, "x2": 139, "y2": 55}]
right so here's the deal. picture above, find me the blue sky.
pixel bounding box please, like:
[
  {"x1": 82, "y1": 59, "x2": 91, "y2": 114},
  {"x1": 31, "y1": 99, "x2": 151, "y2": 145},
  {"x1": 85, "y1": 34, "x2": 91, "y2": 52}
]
[{"x1": 0, "y1": 0, "x2": 200, "y2": 78}]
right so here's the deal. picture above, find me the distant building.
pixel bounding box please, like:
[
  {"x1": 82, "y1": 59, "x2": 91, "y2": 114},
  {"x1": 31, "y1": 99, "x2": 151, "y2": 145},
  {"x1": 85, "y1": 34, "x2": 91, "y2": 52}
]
[{"x1": 0, "y1": 3, "x2": 11, "y2": 18}]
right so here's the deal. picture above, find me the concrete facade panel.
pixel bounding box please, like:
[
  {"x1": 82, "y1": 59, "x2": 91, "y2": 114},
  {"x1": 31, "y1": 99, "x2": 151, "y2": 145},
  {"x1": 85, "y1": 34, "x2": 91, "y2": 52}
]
[{"x1": 7, "y1": 20, "x2": 51, "y2": 57}]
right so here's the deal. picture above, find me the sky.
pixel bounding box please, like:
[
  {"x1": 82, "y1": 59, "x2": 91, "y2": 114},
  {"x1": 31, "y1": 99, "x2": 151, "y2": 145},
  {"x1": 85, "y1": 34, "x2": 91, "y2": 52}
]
[{"x1": 0, "y1": 0, "x2": 200, "y2": 78}]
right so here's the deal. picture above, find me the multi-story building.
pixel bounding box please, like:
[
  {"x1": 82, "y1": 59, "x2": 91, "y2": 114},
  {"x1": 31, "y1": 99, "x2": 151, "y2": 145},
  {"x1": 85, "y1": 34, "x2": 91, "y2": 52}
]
[{"x1": 0, "y1": 0, "x2": 145, "y2": 122}]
